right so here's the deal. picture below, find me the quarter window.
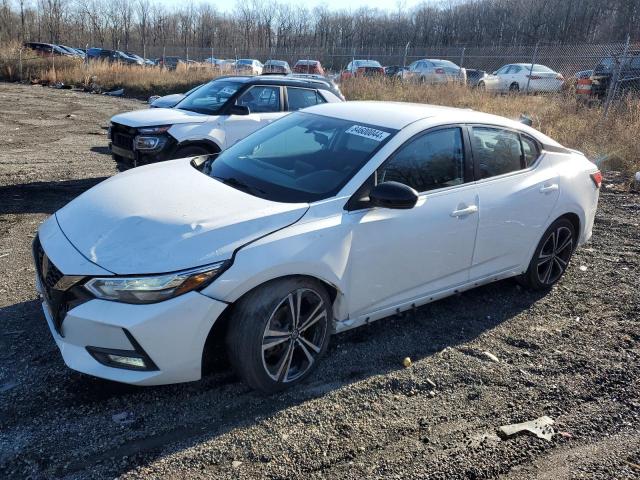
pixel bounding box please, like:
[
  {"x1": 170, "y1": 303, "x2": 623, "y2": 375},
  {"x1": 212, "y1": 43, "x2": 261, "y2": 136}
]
[
  {"x1": 377, "y1": 127, "x2": 465, "y2": 192},
  {"x1": 287, "y1": 87, "x2": 326, "y2": 111},
  {"x1": 236, "y1": 86, "x2": 281, "y2": 113},
  {"x1": 471, "y1": 127, "x2": 524, "y2": 179},
  {"x1": 520, "y1": 135, "x2": 540, "y2": 166}
]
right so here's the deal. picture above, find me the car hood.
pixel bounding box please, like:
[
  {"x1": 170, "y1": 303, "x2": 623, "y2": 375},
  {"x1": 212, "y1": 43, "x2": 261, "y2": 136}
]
[
  {"x1": 150, "y1": 94, "x2": 185, "y2": 108},
  {"x1": 111, "y1": 107, "x2": 211, "y2": 127},
  {"x1": 54, "y1": 159, "x2": 309, "y2": 275}
]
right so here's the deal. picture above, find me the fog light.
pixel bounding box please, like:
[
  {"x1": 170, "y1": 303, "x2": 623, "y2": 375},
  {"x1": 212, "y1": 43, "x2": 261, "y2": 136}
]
[
  {"x1": 86, "y1": 335, "x2": 158, "y2": 372},
  {"x1": 107, "y1": 354, "x2": 147, "y2": 369}
]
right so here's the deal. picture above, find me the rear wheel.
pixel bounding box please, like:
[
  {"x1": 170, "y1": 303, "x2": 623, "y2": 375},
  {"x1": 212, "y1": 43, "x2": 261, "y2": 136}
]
[
  {"x1": 477, "y1": 80, "x2": 486, "y2": 90},
  {"x1": 518, "y1": 218, "x2": 576, "y2": 290},
  {"x1": 226, "y1": 277, "x2": 332, "y2": 393}
]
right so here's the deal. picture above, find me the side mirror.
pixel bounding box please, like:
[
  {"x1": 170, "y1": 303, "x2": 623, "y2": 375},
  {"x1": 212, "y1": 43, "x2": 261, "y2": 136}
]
[
  {"x1": 229, "y1": 104, "x2": 250, "y2": 115},
  {"x1": 369, "y1": 181, "x2": 418, "y2": 209}
]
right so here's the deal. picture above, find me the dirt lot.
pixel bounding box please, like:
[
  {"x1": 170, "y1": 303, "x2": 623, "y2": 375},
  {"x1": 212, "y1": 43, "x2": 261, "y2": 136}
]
[{"x1": 0, "y1": 82, "x2": 639, "y2": 479}]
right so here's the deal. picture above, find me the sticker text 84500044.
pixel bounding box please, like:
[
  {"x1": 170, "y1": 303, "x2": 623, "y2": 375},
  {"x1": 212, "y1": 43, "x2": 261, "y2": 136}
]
[{"x1": 345, "y1": 125, "x2": 390, "y2": 141}]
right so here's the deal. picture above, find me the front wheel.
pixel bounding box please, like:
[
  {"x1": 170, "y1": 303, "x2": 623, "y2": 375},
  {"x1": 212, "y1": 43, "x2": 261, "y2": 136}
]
[
  {"x1": 226, "y1": 277, "x2": 332, "y2": 393},
  {"x1": 509, "y1": 82, "x2": 520, "y2": 92},
  {"x1": 518, "y1": 218, "x2": 576, "y2": 290}
]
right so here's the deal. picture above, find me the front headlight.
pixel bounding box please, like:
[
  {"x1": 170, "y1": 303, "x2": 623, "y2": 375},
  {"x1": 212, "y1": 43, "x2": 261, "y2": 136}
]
[
  {"x1": 84, "y1": 261, "x2": 228, "y2": 304},
  {"x1": 138, "y1": 125, "x2": 171, "y2": 134}
]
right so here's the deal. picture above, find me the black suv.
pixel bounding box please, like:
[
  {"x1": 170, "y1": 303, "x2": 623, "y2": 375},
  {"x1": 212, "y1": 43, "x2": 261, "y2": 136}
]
[
  {"x1": 108, "y1": 75, "x2": 345, "y2": 170},
  {"x1": 590, "y1": 50, "x2": 640, "y2": 98}
]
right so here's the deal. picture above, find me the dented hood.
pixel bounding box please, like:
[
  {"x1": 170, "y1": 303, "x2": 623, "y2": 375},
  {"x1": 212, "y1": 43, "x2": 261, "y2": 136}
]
[
  {"x1": 54, "y1": 159, "x2": 308, "y2": 274},
  {"x1": 111, "y1": 107, "x2": 212, "y2": 128}
]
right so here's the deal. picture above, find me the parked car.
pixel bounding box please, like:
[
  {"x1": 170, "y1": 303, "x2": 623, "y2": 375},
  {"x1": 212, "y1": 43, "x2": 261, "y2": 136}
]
[
  {"x1": 35, "y1": 101, "x2": 601, "y2": 392},
  {"x1": 384, "y1": 65, "x2": 408, "y2": 77},
  {"x1": 235, "y1": 59, "x2": 263, "y2": 75},
  {"x1": 24, "y1": 42, "x2": 74, "y2": 57},
  {"x1": 125, "y1": 52, "x2": 154, "y2": 66},
  {"x1": 288, "y1": 73, "x2": 345, "y2": 100},
  {"x1": 58, "y1": 45, "x2": 85, "y2": 58},
  {"x1": 340, "y1": 60, "x2": 385, "y2": 81},
  {"x1": 466, "y1": 68, "x2": 487, "y2": 87},
  {"x1": 158, "y1": 56, "x2": 185, "y2": 70},
  {"x1": 263, "y1": 60, "x2": 292, "y2": 74},
  {"x1": 590, "y1": 51, "x2": 640, "y2": 99},
  {"x1": 575, "y1": 69, "x2": 594, "y2": 80},
  {"x1": 148, "y1": 84, "x2": 206, "y2": 108},
  {"x1": 479, "y1": 63, "x2": 564, "y2": 93},
  {"x1": 109, "y1": 75, "x2": 344, "y2": 169},
  {"x1": 87, "y1": 48, "x2": 143, "y2": 65},
  {"x1": 292, "y1": 59, "x2": 325, "y2": 75},
  {"x1": 404, "y1": 59, "x2": 467, "y2": 84},
  {"x1": 204, "y1": 58, "x2": 234, "y2": 71}
]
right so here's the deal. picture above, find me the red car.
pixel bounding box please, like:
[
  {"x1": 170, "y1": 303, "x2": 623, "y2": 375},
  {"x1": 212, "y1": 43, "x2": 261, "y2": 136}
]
[
  {"x1": 293, "y1": 60, "x2": 325, "y2": 75},
  {"x1": 340, "y1": 59, "x2": 385, "y2": 81}
]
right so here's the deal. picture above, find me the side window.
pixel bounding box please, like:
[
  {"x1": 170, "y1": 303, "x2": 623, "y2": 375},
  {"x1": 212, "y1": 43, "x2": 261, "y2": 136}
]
[
  {"x1": 287, "y1": 87, "x2": 326, "y2": 111},
  {"x1": 236, "y1": 86, "x2": 281, "y2": 113},
  {"x1": 511, "y1": 65, "x2": 522, "y2": 73},
  {"x1": 520, "y1": 135, "x2": 540, "y2": 166},
  {"x1": 470, "y1": 127, "x2": 524, "y2": 179},
  {"x1": 377, "y1": 128, "x2": 465, "y2": 193},
  {"x1": 496, "y1": 65, "x2": 510, "y2": 74}
]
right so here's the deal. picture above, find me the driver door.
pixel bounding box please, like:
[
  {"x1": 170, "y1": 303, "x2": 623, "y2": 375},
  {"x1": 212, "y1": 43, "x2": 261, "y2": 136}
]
[
  {"x1": 345, "y1": 126, "x2": 479, "y2": 318},
  {"x1": 223, "y1": 85, "x2": 287, "y2": 148}
]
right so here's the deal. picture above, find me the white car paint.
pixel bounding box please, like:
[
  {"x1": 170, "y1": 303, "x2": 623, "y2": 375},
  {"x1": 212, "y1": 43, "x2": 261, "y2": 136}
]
[
  {"x1": 35, "y1": 101, "x2": 600, "y2": 386},
  {"x1": 481, "y1": 63, "x2": 565, "y2": 93}
]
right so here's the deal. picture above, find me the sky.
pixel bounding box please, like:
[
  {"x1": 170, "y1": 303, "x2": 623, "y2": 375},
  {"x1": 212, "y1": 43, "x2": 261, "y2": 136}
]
[{"x1": 155, "y1": 0, "x2": 426, "y2": 12}]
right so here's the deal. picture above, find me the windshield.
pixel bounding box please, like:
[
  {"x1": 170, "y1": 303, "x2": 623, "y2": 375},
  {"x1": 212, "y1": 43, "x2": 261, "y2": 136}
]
[
  {"x1": 200, "y1": 112, "x2": 397, "y2": 203},
  {"x1": 238, "y1": 59, "x2": 253, "y2": 65},
  {"x1": 175, "y1": 80, "x2": 243, "y2": 115},
  {"x1": 354, "y1": 60, "x2": 382, "y2": 68}
]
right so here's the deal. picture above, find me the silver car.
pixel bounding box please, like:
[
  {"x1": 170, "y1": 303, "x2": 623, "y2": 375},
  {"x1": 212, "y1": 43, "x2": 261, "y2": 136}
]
[{"x1": 405, "y1": 59, "x2": 467, "y2": 84}]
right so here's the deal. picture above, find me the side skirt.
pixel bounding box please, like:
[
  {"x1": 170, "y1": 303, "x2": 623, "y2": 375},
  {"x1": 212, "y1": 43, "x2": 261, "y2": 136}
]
[{"x1": 334, "y1": 267, "x2": 520, "y2": 334}]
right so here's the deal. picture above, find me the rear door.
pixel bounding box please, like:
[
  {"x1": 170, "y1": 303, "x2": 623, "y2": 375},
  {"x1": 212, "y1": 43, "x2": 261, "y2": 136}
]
[
  {"x1": 223, "y1": 85, "x2": 287, "y2": 147},
  {"x1": 468, "y1": 125, "x2": 560, "y2": 280},
  {"x1": 285, "y1": 87, "x2": 327, "y2": 111}
]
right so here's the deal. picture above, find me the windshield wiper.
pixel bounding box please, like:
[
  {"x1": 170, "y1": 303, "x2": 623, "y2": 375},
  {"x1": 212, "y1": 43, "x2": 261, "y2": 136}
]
[{"x1": 213, "y1": 176, "x2": 266, "y2": 196}]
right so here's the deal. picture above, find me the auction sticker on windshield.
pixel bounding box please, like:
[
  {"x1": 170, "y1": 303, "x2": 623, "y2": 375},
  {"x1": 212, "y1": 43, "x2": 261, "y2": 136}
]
[{"x1": 345, "y1": 125, "x2": 390, "y2": 141}]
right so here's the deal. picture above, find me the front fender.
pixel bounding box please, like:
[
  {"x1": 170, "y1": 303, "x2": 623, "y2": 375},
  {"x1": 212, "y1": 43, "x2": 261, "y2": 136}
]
[{"x1": 169, "y1": 122, "x2": 226, "y2": 151}]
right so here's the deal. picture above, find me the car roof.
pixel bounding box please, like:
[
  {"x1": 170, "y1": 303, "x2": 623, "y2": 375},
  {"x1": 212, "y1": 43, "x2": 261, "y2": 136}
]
[
  {"x1": 302, "y1": 101, "x2": 562, "y2": 145},
  {"x1": 214, "y1": 75, "x2": 333, "y2": 89}
]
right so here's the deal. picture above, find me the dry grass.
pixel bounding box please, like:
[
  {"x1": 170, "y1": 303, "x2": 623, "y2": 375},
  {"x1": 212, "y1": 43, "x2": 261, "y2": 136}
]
[
  {"x1": 0, "y1": 42, "x2": 216, "y2": 98},
  {"x1": 343, "y1": 78, "x2": 640, "y2": 174},
  {"x1": 1, "y1": 42, "x2": 638, "y2": 174}
]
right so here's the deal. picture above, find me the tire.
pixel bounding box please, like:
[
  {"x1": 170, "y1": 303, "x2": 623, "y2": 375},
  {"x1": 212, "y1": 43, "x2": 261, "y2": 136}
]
[
  {"x1": 477, "y1": 80, "x2": 485, "y2": 90},
  {"x1": 509, "y1": 82, "x2": 520, "y2": 92},
  {"x1": 226, "y1": 277, "x2": 332, "y2": 393},
  {"x1": 518, "y1": 218, "x2": 576, "y2": 290},
  {"x1": 173, "y1": 145, "x2": 215, "y2": 159}
]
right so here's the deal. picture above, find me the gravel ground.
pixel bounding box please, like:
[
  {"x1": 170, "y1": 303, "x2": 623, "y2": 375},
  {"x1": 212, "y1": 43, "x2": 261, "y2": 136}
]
[{"x1": 0, "y1": 83, "x2": 639, "y2": 479}]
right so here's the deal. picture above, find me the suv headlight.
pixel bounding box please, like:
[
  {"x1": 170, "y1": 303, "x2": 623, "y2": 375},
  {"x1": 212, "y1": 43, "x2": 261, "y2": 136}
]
[{"x1": 84, "y1": 261, "x2": 229, "y2": 304}]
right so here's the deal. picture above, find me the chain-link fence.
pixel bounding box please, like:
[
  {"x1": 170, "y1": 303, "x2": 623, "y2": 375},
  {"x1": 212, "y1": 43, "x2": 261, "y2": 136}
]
[{"x1": 4, "y1": 40, "x2": 639, "y2": 110}]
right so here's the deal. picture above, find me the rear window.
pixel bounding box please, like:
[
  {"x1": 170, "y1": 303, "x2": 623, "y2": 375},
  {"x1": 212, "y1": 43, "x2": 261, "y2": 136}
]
[
  {"x1": 431, "y1": 60, "x2": 458, "y2": 68},
  {"x1": 530, "y1": 64, "x2": 555, "y2": 72},
  {"x1": 354, "y1": 60, "x2": 382, "y2": 68}
]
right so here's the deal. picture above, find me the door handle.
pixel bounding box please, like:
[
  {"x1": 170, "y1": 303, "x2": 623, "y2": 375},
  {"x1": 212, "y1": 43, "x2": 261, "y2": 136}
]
[
  {"x1": 450, "y1": 205, "x2": 478, "y2": 217},
  {"x1": 539, "y1": 183, "x2": 559, "y2": 193}
]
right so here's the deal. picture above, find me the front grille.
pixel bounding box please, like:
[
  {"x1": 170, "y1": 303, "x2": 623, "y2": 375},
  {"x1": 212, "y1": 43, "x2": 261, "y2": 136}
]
[
  {"x1": 110, "y1": 122, "x2": 136, "y2": 151},
  {"x1": 33, "y1": 236, "x2": 89, "y2": 336}
]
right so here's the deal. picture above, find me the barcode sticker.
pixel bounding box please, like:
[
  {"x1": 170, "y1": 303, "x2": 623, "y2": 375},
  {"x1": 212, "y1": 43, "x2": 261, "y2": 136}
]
[{"x1": 345, "y1": 125, "x2": 390, "y2": 142}]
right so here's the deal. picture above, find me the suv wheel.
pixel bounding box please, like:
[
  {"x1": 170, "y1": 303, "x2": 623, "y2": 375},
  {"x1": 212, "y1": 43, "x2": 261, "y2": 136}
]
[
  {"x1": 173, "y1": 145, "x2": 215, "y2": 159},
  {"x1": 226, "y1": 278, "x2": 332, "y2": 393},
  {"x1": 518, "y1": 218, "x2": 576, "y2": 290}
]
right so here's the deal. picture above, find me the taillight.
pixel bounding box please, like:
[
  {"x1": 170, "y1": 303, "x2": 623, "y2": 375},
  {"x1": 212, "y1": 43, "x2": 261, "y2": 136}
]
[
  {"x1": 435, "y1": 68, "x2": 445, "y2": 74},
  {"x1": 556, "y1": 74, "x2": 565, "y2": 81},
  {"x1": 590, "y1": 171, "x2": 602, "y2": 188}
]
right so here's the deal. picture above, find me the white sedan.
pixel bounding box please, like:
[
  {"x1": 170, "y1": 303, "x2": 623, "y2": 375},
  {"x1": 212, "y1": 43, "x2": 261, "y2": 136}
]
[
  {"x1": 479, "y1": 63, "x2": 565, "y2": 93},
  {"x1": 33, "y1": 102, "x2": 601, "y2": 393}
]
